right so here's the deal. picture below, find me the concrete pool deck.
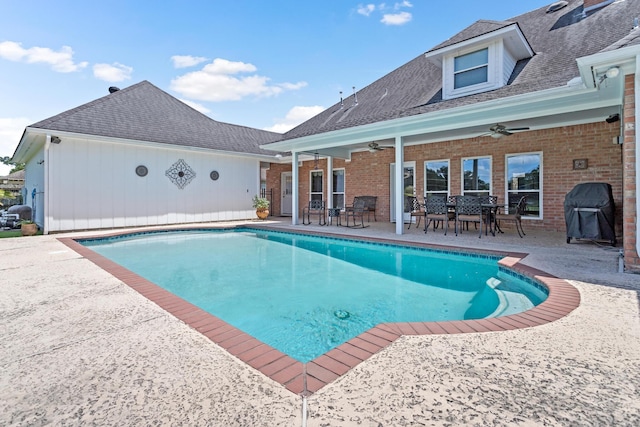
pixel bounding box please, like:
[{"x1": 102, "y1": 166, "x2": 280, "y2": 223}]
[{"x1": 1, "y1": 220, "x2": 639, "y2": 426}]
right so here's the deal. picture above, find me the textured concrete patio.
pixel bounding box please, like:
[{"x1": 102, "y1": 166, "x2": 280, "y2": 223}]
[{"x1": 1, "y1": 219, "x2": 639, "y2": 426}]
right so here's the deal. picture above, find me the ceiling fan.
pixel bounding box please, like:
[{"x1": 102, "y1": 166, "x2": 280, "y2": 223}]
[
  {"x1": 485, "y1": 124, "x2": 530, "y2": 139},
  {"x1": 367, "y1": 142, "x2": 393, "y2": 152}
]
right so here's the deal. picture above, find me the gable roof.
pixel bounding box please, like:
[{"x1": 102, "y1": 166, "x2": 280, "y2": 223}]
[
  {"x1": 27, "y1": 81, "x2": 282, "y2": 156},
  {"x1": 281, "y1": 0, "x2": 640, "y2": 141}
]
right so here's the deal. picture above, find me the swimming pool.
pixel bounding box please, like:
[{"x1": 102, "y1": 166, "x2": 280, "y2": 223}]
[{"x1": 80, "y1": 228, "x2": 547, "y2": 363}]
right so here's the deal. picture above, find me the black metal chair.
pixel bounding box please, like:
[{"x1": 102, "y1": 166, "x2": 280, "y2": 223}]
[
  {"x1": 424, "y1": 194, "x2": 453, "y2": 235},
  {"x1": 495, "y1": 196, "x2": 527, "y2": 237},
  {"x1": 455, "y1": 195, "x2": 483, "y2": 238},
  {"x1": 302, "y1": 200, "x2": 326, "y2": 225},
  {"x1": 407, "y1": 196, "x2": 424, "y2": 229},
  {"x1": 344, "y1": 198, "x2": 367, "y2": 228}
]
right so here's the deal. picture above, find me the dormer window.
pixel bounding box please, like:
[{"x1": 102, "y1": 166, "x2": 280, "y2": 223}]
[
  {"x1": 454, "y1": 48, "x2": 489, "y2": 89},
  {"x1": 425, "y1": 22, "x2": 534, "y2": 101}
]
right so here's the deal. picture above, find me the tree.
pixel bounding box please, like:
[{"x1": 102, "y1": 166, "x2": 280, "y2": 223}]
[{"x1": 0, "y1": 156, "x2": 25, "y2": 174}]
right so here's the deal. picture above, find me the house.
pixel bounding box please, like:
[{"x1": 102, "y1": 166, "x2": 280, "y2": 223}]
[
  {"x1": 0, "y1": 169, "x2": 24, "y2": 207},
  {"x1": 10, "y1": 0, "x2": 640, "y2": 273},
  {"x1": 261, "y1": 0, "x2": 640, "y2": 272},
  {"x1": 10, "y1": 81, "x2": 281, "y2": 232}
]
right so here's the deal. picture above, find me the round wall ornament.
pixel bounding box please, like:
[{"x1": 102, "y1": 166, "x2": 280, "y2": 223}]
[
  {"x1": 135, "y1": 165, "x2": 148, "y2": 177},
  {"x1": 210, "y1": 170, "x2": 220, "y2": 181}
]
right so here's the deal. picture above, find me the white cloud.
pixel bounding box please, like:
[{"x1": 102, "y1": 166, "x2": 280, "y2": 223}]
[
  {"x1": 264, "y1": 105, "x2": 324, "y2": 133},
  {"x1": 0, "y1": 41, "x2": 88, "y2": 72},
  {"x1": 179, "y1": 99, "x2": 211, "y2": 114},
  {"x1": 170, "y1": 58, "x2": 306, "y2": 102},
  {"x1": 394, "y1": 1, "x2": 412, "y2": 9},
  {"x1": 171, "y1": 55, "x2": 208, "y2": 68},
  {"x1": 381, "y1": 11, "x2": 412, "y2": 25},
  {"x1": 0, "y1": 117, "x2": 30, "y2": 174},
  {"x1": 93, "y1": 63, "x2": 133, "y2": 82},
  {"x1": 357, "y1": 4, "x2": 376, "y2": 16}
]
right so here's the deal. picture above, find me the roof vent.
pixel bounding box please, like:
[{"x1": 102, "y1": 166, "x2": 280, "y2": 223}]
[
  {"x1": 546, "y1": 1, "x2": 568, "y2": 13},
  {"x1": 108, "y1": 86, "x2": 120, "y2": 93}
]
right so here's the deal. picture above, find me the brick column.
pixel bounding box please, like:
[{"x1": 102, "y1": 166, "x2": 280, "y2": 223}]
[{"x1": 623, "y1": 74, "x2": 639, "y2": 272}]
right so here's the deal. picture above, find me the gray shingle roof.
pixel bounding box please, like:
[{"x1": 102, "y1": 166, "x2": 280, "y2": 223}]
[
  {"x1": 29, "y1": 81, "x2": 283, "y2": 156},
  {"x1": 427, "y1": 20, "x2": 516, "y2": 52},
  {"x1": 283, "y1": 0, "x2": 640, "y2": 141}
]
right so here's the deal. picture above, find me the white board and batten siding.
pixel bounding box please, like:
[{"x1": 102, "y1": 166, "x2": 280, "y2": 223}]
[{"x1": 45, "y1": 136, "x2": 260, "y2": 232}]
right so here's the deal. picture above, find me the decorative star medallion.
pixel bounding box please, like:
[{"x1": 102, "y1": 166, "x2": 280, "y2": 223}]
[{"x1": 165, "y1": 159, "x2": 196, "y2": 189}]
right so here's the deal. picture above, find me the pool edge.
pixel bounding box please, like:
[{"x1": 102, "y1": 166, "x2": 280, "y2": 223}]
[{"x1": 57, "y1": 226, "x2": 580, "y2": 397}]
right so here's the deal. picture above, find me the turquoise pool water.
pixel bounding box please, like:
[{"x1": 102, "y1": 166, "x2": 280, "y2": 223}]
[{"x1": 81, "y1": 228, "x2": 547, "y2": 362}]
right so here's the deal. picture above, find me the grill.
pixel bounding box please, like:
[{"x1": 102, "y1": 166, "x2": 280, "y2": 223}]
[{"x1": 564, "y1": 182, "x2": 616, "y2": 246}]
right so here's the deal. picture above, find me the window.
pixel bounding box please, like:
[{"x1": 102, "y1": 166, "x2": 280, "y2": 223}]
[
  {"x1": 310, "y1": 171, "x2": 323, "y2": 201},
  {"x1": 506, "y1": 153, "x2": 541, "y2": 219},
  {"x1": 332, "y1": 169, "x2": 345, "y2": 209},
  {"x1": 424, "y1": 160, "x2": 449, "y2": 196},
  {"x1": 454, "y1": 48, "x2": 488, "y2": 89},
  {"x1": 462, "y1": 157, "x2": 491, "y2": 196}
]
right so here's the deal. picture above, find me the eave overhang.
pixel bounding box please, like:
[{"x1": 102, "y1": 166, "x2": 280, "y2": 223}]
[{"x1": 425, "y1": 23, "x2": 534, "y2": 67}]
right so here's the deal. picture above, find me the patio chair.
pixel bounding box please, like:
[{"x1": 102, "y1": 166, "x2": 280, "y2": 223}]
[
  {"x1": 344, "y1": 198, "x2": 367, "y2": 228},
  {"x1": 407, "y1": 196, "x2": 424, "y2": 229},
  {"x1": 495, "y1": 196, "x2": 527, "y2": 237},
  {"x1": 302, "y1": 200, "x2": 326, "y2": 225},
  {"x1": 424, "y1": 194, "x2": 453, "y2": 235},
  {"x1": 455, "y1": 195, "x2": 483, "y2": 238},
  {"x1": 346, "y1": 196, "x2": 377, "y2": 222}
]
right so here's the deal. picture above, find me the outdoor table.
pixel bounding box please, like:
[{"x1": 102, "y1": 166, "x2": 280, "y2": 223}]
[
  {"x1": 481, "y1": 203, "x2": 499, "y2": 236},
  {"x1": 327, "y1": 208, "x2": 341, "y2": 226}
]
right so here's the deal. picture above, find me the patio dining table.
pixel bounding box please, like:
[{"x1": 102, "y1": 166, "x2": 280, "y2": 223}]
[{"x1": 446, "y1": 196, "x2": 499, "y2": 236}]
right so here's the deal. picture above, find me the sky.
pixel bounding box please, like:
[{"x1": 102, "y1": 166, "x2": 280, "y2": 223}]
[{"x1": 0, "y1": 0, "x2": 554, "y2": 175}]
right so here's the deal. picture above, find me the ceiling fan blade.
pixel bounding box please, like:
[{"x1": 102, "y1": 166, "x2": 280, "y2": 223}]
[{"x1": 505, "y1": 127, "x2": 529, "y2": 132}]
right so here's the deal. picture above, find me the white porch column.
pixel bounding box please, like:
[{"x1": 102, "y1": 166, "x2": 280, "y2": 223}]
[
  {"x1": 394, "y1": 136, "x2": 404, "y2": 235},
  {"x1": 292, "y1": 151, "x2": 300, "y2": 225},
  {"x1": 327, "y1": 156, "x2": 334, "y2": 208}
]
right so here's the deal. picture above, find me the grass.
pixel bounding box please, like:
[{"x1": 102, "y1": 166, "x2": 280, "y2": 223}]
[{"x1": 0, "y1": 229, "x2": 42, "y2": 238}]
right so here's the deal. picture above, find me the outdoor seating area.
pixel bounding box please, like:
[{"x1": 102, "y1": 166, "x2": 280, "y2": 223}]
[
  {"x1": 306, "y1": 194, "x2": 528, "y2": 238},
  {"x1": 402, "y1": 194, "x2": 523, "y2": 239}
]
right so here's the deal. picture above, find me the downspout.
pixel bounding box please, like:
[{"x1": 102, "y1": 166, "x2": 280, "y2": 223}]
[
  {"x1": 292, "y1": 151, "x2": 300, "y2": 225},
  {"x1": 394, "y1": 136, "x2": 404, "y2": 235},
  {"x1": 43, "y1": 134, "x2": 51, "y2": 235}
]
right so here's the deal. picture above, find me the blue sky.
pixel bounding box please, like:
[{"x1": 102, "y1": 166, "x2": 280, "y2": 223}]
[{"x1": 0, "y1": 0, "x2": 553, "y2": 175}]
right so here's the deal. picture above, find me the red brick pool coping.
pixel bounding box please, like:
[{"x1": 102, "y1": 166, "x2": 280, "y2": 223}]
[{"x1": 58, "y1": 226, "x2": 580, "y2": 396}]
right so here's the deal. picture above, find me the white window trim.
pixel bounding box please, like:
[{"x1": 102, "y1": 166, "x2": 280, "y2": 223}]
[
  {"x1": 461, "y1": 156, "x2": 492, "y2": 196},
  {"x1": 332, "y1": 168, "x2": 345, "y2": 209},
  {"x1": 504, "y1": 151, "x2": 543, "y2": 220},
  {"x1": 309, "y1": 170, "x2": 324, "y2": 201},
  {"x1": 443, "y1": 41, "x2": 503, "y2": 100},
  {"x1": 424, "y1": 159, "x2": 450, "y2": 197}
]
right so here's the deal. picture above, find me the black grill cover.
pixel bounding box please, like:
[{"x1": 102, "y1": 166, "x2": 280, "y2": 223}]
[{"x1": 564, "y1": 182, "x2": 615, "y2": 244}]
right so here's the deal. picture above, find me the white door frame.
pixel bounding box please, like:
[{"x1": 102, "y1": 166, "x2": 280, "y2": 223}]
[{"x1": 281, "y1": 171, "x2": 293, "y2": 216}]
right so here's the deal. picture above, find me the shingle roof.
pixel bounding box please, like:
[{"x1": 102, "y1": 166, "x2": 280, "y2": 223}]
[
  {"x1": 283, "y1": 0, "x2": 640, "y2": 141},
  {"x1": 427, "y1": 20, "x2": 516, "y2": 52},
  {"x1": 29, "y1": 81, "x2": 283, "y2": 156}
]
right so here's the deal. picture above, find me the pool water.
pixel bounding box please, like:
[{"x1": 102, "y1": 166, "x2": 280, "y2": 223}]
[{"x1": 81, "y1": 229, "x2": 547, "y2": 362}]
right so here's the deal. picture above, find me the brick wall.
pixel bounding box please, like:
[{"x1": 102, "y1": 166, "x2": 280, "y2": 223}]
[
  {"x1": 623, "y1": 74, "x2": 639, "y2": 272},
  {"x1": 266, "y1": 121, "x2": 623, "y2": 235}
]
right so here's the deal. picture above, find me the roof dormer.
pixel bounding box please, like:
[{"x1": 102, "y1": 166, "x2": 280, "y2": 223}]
[{"x1": 425, "y1": 21, "x2": 534, "y2": 100}]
